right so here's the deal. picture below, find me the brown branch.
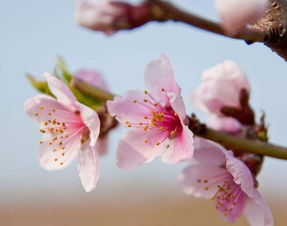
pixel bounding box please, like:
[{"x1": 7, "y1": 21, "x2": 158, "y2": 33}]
[{"x1": 149, "y1": 0, "x2": 268, "y2": 43}]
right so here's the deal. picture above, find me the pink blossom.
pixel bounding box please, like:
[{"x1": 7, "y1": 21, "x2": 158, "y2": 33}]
[
  {"x1": 191, "y1": 60, "x2": 250, "y2": 133},
  {"x1": 24, "y1": 73, "x2": 101, "y2": 192},
  {"x1": 74, "y1": 69, "x2": 109, "y2": 91},
  {"x1": 215, "y1": 0, "x2": 268, "y2": 33},
  {"x1": 75, "y1": 1, "x2": 125, "y2": 35},
  {"x1": 179, "y1": 138, "x2": 273, "y2": 226},
  {"x1": 107, "y1": 55, "x2": 194, "y2": 169}
]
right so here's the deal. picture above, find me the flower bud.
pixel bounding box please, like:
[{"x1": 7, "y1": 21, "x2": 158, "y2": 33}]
[{"x1": 215, "y1": 0, "x2": 269, "y2": 33}]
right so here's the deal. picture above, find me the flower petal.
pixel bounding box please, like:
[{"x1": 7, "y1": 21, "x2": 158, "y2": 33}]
[
  {"x1": 179, "y1": 162, "x2": 228, "y2": 199},
  {"x1": 161, "y1": 126, "x2": 194, "y2": 164},
  {"x1": 215, "y1": 0, "x2": 268, "y2": 33},
  {"x1": 24, "y1": 94, "x2": 69, "y2": 124},
  {"x1": 107, "y1": 90, "x2": 152, "y2": 124},
  {"x1": 224, "y1": 150, "x2": 254, "y2": 197},
  {"x1": 168, "y1": 92, "x2": 187, "y2": 122},
  {"x1": 39, "y1": 129, "x2": 82, "y2": 170},
  {"x1": 78, "y1": 102, "x2": 100, "y2": 147},
  {"x1": 207, "y1": 115, "x2": 242, "y2": 134},
  {"x1": 116, "y1": 129, "x2": 165, "y2": 169},
  {"x1": 74, "y1": 69, "x2": 109, "y2": 91},
  {"x1": 193, "y1": 138, "x2": 226, "y2": 166},
  {"x1": 78, "y1": 144, "x2": 100, "y2": 192},
  {"x1": 144, "y1": 55, "x2": 181, "y2": 105},
  {"x1": 44, "y1": 73, "x2": 78, "y2": 111},
  {"x1": 244, "y1": 189, "x2": 274, "y2": 226}
]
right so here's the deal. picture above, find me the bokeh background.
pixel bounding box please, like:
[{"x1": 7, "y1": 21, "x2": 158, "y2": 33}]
[{"x1": 1, "y1": 0, "x2": 287, "y2": 225}]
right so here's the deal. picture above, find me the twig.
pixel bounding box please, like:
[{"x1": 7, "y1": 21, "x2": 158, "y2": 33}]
[{"x1": 149, "y1": 0, "x2": 268, "y2": 43}]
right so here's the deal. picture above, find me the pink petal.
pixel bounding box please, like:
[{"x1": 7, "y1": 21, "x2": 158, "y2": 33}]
[
  {"x1": 193, "y1": 138, "x2": 227, "y2": 166},
  {"x1": 116, "y1": 129, "x2": 165, "y2": 169},
  {"x1": 217, "y1": 181, "x2": 247, "y2": 222},
  {"x1": 107, "y1": 90, "x2": 152, "y2": 124},
  {"x1": 179, "y1": 162, "x2": 228, "y2": 199},
  {"x1": 24, "y1": 94, "x2": 69, "y2": 124},
  {"x1": 168, "y1": 92, "x2": 187, "y2": 122},
  {"x1": 44, "y1": 73, "x2": 78, "y2": 111},
  {"x1": 75, "y1": 0, "x2": 122, "y2": 35},
  {"x1": 244, "y1": 189, "x2": 274, "y2": 226},
  {"x1": 78, "y1": 144, "x2": 100, "y2": 192},
  {"x1": 224, "y1": 150, "x2": 254, "y2": 197},
  {"x1": 74, "y1": 69, "x2": 109, "y2": 91},
  {"x1": 78, "y1": 103, "x2": 100, "y2": 147},
  {"x1": 207, "y1": 115, "x2": 242, "y2": 134},
  {"x1": 215, "y1": 0, "x2": 268, "y2": 33},
  {"x1": 162, "y1": 126, "x2": 194, "y2": 164},
  {"x1": 144, "y1": 55, "x2": 181, "y2": 105},
  {"x1": 192, "y1": 61, "x2": 250, "y2": 116},
  {"x1": 39, "y1": 129, "x2": 82, "y2": 170}
]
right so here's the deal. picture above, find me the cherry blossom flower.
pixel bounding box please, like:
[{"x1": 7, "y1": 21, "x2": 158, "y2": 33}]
[
  {"x1": 107, "y1": 55, "x2": 194, "y2": 169},
  {"x1": 179, "y1": 138, "x2": 273, "y2": 226},
  {"x1": 215, "y1": 0, "x2": 268, "y2": 33},
  {"x1": 24, "y1": 73, "x2": 100, "y2": 192},
  {"x1": 191, "y1": 60, "x2": 250, "y2": 133}
]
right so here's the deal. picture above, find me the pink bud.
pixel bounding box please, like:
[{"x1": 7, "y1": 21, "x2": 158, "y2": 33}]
[
  {"x1": 74, "y1": 69, "x2": 109, "y2": 91},
  {"x1": 75, "y1": 1, "x2": 127, "y2": 35},
  {"x1": 215, "y1": 0, "x2": 268, "y2": 33},
  {"x1": 192, "y1": 60, "x2": 250, "y2": 116},
  {"x1": 75, "y1": 1, "x2": 151, "y2": 35}
]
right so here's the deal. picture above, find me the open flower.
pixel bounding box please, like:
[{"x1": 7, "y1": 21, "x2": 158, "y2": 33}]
[
  {"x1": 107, "y1": 55, "x2": 194, "y2": 169},
  {"x1": 179, "y1": 138, "x2": 273, "y2": 226},
  {"x1": 215, "y1": 0, "x2": 268, "y2": 33},
  {"x1": 24, "y1": 73, "x2": 100, "y2": 192},
  {"x1": 191, "y1": 60, "x2": 251, "y2": 133}
]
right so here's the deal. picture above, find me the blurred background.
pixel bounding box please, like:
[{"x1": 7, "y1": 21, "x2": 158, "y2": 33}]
[{"x1": 1, "y1": 0, "x2": 287, "y2": 225}]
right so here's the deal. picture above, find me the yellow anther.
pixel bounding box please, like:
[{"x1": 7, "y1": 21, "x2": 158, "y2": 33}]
[
  {"x1": 52, "y1": 109, "x2": 56, "y2": 112},
  {"x1": 156, "y1": 142, "x2": 160, "y2": 146},
  {"x1": 161, "y1": 88, "x2": 165, "y2": 92},
  {"x1": 48, "y1": 112, "x2": 52, "y2": 116},
  {"x1": 204, "y1": 186, "x2": 209, "y2": 190},
  {"x1": 125, "y1": 121, "x2": 129, "y2": 124},
  {"x1": 39, "y1": 141, "x2": 43, "y2": 144},
  {"x1": 52, "y1": 149, "x2": 56, "y2": 152},
  {"x1": 39, "y1": 129, "x2": 46, "y2": 133},
  {"x1": 39, "y1": 106, "x2": 44, "y2": 110},
  {"x1": 61, "y1": 152, "x2": 65, "y2": 156},
  {"x1": 127, "y1": 124, "x2": 132, "y2": 128},
  {"x1": 144, "y1": 126, "x2": 148, "y2": 131},
  {"x1": 54, "y1": 158, "x2": 58, "y2": 162},
  {"x1": 34, "y1": 112, "x2": 39, "y2": 116},
  {"x1": 144, "y1": 116, "x2": 148, "y2": 119},
  {"x1": 144, "y1": 139, "x2": 148, "y2": 143},
  {"x1": 133, "y1": 100, "x2": 137, "y2": 103},
  {"x1": 144, "y1": 90, "x2": 148, "y2": 94},
  {"x1": 60, "y1": 162, "x2": 63, "y2": 165},
  {"x1": 143, "y1": 99, "x2": 148, "y2": 103}
]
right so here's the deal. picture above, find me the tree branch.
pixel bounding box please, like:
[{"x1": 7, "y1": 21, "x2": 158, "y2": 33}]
[
  {"x1": 149, "y1": 0, "x2": 268, "y2": 43},
  {"x1": 72, "y1": 77, "x2": 287, "y2": 160}
]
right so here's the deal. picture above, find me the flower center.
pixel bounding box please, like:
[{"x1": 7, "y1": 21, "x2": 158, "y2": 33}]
[
  {"x1": 125, "y1": 89, "x2": 182, "y2": 146},
  {"x1": 35, "y1": 106, "x2": 86, "y2": 166}
]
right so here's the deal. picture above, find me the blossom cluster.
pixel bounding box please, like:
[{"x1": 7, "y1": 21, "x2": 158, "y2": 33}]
[{"x1": 25, "y1": 55, "x2": 273, "y2": 226}]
